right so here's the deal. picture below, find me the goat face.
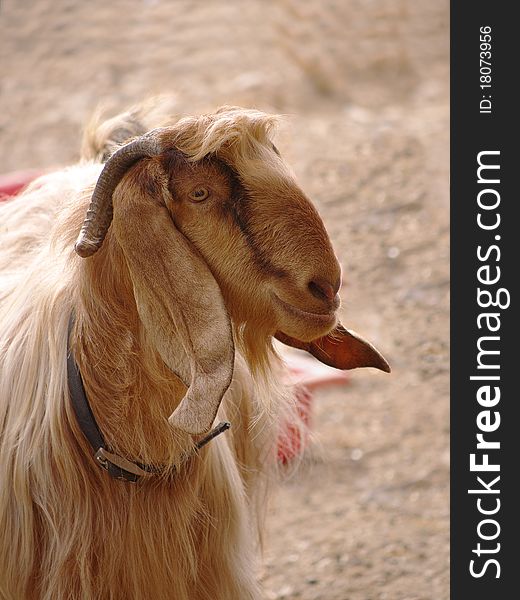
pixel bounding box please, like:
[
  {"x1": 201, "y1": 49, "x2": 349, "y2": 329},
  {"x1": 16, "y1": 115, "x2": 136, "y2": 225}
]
[{"x1": 158, "y1": 149, "x2": 341, "y2": 345}]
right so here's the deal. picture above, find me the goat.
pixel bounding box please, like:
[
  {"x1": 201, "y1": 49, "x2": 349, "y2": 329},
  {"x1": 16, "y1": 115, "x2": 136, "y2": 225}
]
[{"x1": 0, "y1": 102, "x2": 389, "y2": 600}]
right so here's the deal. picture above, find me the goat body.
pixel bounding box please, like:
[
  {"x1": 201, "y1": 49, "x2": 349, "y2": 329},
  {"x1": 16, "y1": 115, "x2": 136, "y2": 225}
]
[
  {"x1": 0, "y1": 167, "x2": 273, "y2": 599},
  {"x1": 0, "y1": 102, "x2": 388, "y2": 599}
]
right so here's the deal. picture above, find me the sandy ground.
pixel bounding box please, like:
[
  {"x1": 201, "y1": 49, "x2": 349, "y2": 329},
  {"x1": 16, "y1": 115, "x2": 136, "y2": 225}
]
[{"x1": 0, "y1": 1, "x2": 449, "y2": 598}]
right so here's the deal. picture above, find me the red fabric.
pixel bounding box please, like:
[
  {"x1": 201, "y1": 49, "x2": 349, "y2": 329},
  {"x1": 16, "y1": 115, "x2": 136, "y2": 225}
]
[
  {"x1": 277, "y1": 384, "x2": 313, "y2": 464},
  {"x1": 0, "y1": 169, "x2": 42, "y2": 201}
]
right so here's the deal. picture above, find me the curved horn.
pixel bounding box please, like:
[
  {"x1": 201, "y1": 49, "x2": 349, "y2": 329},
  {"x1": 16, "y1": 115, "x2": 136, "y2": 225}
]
[{"x1": 74, "y1": 128, "x2": 168, "y2": 258}]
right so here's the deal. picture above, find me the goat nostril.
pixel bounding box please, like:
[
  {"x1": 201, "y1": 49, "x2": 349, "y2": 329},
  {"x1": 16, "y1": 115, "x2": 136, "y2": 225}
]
[{"x1": 308, "y1": 279, "x2": 336, "y2": 302}]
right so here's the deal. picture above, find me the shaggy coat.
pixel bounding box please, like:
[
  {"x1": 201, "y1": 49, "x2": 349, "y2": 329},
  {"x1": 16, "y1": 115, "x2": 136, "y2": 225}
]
[{"x1": 0, "y1": 103, "x2": 387, "y2": 599}]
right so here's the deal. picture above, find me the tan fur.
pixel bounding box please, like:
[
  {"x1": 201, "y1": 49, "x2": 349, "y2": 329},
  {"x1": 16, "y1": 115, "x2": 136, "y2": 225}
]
[{"x1": 0, "y1": 102, "x2": 342, "y2": 599}]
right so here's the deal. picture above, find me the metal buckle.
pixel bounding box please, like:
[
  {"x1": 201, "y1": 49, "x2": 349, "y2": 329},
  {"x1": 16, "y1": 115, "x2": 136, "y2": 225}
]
[
  {"x1": 93, "y1": 422, "x2": 231, "y2": 483},
  {"x1": 94, "y1": 448, "x2": 110, "y2": 471},
  {"x1": 94, "y1": 447, "x2": 152, "y2": 479}
]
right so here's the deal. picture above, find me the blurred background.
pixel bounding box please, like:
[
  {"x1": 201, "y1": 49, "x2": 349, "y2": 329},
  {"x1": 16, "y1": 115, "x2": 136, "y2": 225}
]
[{"x1": 0, "y1": 1, "x2": 449, "y2": 598}]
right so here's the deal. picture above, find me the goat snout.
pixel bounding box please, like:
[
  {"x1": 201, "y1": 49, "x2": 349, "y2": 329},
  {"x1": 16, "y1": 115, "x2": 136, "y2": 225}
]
[{"x1": 307, "y1": 276, "x2": 341, "y2": 309}]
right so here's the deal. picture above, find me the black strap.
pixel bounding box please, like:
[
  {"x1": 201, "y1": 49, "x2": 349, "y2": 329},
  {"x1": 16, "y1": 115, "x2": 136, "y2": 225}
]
[
  {"x1": 67, "y1": 319, "x2": 105, "y2": 452},
  {"x1": 67, "y1": 316, "x2": 149, "y2": 481},
  {"x1": 67, "y1": 315, "x2": 230, "y2": 482}
]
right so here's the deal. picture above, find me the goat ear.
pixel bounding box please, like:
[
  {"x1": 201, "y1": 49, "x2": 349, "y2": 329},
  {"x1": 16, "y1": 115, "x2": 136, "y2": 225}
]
[
  {"x1": 111, "y1": 159, "x2": 234, "y2": 435},
  {"x1": 275, "y1": 324, "x2": 390, "y2": 373}
]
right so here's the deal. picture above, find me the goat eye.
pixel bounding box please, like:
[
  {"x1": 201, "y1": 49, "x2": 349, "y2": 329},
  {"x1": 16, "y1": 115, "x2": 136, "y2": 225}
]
[{"x1": 188, "y1": 187, "x2": 210, "y2": 202}]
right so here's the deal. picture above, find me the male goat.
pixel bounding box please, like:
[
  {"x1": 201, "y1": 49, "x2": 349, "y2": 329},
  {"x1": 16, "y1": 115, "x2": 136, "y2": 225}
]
[{"x1": 0, "y1": 103, "x2": 389, "y2": 600}]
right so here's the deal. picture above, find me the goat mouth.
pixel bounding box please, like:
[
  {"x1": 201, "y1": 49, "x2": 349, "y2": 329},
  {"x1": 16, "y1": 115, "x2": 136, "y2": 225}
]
[{"x1": 272, "y1": 294, "x2": 336, "y2": 328}]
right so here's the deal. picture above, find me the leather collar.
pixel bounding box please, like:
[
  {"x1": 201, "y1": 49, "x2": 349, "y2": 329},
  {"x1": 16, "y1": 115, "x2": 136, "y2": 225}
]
[{"x1": 67, "y1": 315, "x2": 230, "y2": 482}]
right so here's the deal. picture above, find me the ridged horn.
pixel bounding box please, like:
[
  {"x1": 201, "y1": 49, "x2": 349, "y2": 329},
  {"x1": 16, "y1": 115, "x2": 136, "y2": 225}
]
[{"x1": 74, "y1": 128, "x2": 168, "y2": 258}]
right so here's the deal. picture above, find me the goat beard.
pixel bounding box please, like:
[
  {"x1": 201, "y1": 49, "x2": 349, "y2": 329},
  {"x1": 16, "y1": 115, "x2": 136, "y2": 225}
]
[{"x1": 274, "y1": 324, "x2": 390, "y2": 373}]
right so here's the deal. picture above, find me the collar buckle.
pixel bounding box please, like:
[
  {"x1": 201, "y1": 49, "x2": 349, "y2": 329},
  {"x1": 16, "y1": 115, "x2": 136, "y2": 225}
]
[{"x1": 94, "y1": 447, "x2": 153, "y2": 480}]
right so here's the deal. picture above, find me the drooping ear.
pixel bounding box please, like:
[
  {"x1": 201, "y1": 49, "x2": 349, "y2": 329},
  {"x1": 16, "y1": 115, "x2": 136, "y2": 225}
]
[
  {"x1": 275, "y1": 324, "x2": 390, "y2": 373},
  {"x1": 110, "y1": 159, "x2": 235, "y2": 434}
]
